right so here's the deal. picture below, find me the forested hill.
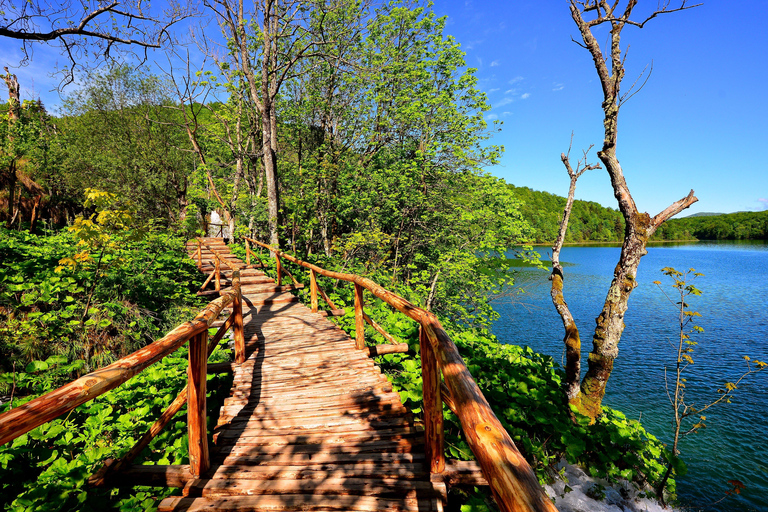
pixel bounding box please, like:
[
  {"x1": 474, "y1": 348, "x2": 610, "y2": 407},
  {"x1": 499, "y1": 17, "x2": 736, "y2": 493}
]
[
  {"x1": 509, "y1": 185, "x2": 768, "y2": 243},
  {"x1": 509, "y1": 185, "x2": 624, "y2": 243},
  {"x1": 654, "y1": 210, "x2": 768, "y2": 240}
]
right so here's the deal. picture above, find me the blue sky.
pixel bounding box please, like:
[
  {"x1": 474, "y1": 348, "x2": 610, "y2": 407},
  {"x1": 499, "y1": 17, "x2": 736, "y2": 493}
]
[
  {"x1": 2, "y1": 1, "x2": 766, "y2": 216},
  {"x1": 430, "y1": 0, "x2": 768, "y2": 216}
]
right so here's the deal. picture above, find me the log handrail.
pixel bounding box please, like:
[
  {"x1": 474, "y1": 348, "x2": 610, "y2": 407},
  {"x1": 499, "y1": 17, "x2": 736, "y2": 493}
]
[
  {"x1": 242, "y1": 237, "x2": 557, "y2": 512},
  {"x1": 0, "y1": 269, "x2": 245, "y2": 482}
]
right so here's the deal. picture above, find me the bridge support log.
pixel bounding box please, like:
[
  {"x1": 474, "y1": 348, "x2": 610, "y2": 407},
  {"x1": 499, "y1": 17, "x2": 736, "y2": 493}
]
[
  {"x1": 188, "y1": 330, "x2": 210, "y2": 476},
  {"x1": 354, "y1": 284, "x2": 365, "y2": 350},
  {"x1": 421, "y1": 326, "x2": 445, "y2": 475}
]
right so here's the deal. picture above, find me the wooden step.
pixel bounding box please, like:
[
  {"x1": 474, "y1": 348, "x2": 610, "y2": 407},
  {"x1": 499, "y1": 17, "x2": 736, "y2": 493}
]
[
  {"x1": 158, "y1": 494, "x2": 437, "y2": 512},
  {"x1": 212, "y1": 429, "x2": 421, "y2": 448},
  {"x1": 196, "y1": 462, "x2": 430, "y2": 481},
  {"x1": 214, "y1": 437, "x2": 422, "y2": 459},
  {"x1": 182, "y1": 477, "x2": 444, "y2": 499}
]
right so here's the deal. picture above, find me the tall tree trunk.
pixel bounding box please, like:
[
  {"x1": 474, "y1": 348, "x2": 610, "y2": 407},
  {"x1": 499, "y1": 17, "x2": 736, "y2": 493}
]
[
  {"x1": 566, "y1": 1, "x2": 699, "y2": 421},
  {"x1": 5, "y1": 161, "x2": 17, "y2": 228}
]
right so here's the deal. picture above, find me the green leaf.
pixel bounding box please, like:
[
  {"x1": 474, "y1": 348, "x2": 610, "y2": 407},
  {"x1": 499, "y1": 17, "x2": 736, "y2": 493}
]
[{"x1": 25, "y1": 360, "x2": 49, "y2": 373}]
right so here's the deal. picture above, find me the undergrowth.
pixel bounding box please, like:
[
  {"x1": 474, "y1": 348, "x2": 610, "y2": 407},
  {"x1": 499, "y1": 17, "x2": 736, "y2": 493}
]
[{"x1": 0, "y1": 228, "x2": 232, "y2": 511}]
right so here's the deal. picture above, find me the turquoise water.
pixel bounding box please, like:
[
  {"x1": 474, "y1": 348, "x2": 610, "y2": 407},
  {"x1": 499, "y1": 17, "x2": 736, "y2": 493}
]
[{"x1": 492, "y1": 242, "x2": 768, "y2": 511}]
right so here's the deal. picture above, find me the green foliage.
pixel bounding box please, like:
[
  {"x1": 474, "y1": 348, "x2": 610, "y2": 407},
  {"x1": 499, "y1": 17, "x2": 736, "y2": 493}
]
[
  {"x1": 56, "y1": 65, "x2": 195, "y2": 225},
  {"x1": 0, "y1": 227, "x2": 203, "y2": 390},
  {"x1": 0, "y1": 340, "x2": 232, "y2": 512},
  {"x1": 0, "y1": 228, "x2": 230, "y2": 510},
  {"x1": 507, "y1": 185, "x2": 625, "y2": 243}
]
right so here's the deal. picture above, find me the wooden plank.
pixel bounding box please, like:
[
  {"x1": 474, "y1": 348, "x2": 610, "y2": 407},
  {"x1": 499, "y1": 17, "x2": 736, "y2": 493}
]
[
  {"x1": 431, "y1": 460, "x2": 489, "y2": 487},
  {"x1": 216, "y1": 399, "x2": 407, "y2": 418},
  {"x1": 200, "y1": 462, "x2": 429, "y2": 481},
  {"x1": 214, "y1": 437, "x2": 423, "y2": 458},
  {"x1": 183, "y1": 477, "x2": 443, "y2": 498},
  {"x1": 120, "y1": 464, "x2": 193, "y2": 487},
  {"x1": 309, "y1": 269, "x2": 318, "y2": 312},
  {"x1": 232, "y1": 271, "x2": 245, "y2": 364},
  {"x1": 212, "y1": 429, "x2": 421, "y2": 447},
  {"x1": 158, "y1": 494, "x2": 433, "y2": 512},
  {"x1": 216, "y1": 451, "x2": 426, "y2": 466},
  {"x1": 354, "y1": 283, "x2": 365, "y2": 350},
  {"x1": 365, "y1": 343, "x2": 410, "y2": 357}
]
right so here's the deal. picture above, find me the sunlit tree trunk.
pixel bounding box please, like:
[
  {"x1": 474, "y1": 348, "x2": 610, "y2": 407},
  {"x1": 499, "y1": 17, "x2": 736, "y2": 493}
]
[{"x1": 564, "y1": 0, "x2": 699, "y2": 421}]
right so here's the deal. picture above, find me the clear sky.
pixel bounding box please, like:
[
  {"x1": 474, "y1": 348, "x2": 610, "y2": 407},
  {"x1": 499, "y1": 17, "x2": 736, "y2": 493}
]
[{"x1": 2, "y1": 1, "x2": 766, "y2": 216}]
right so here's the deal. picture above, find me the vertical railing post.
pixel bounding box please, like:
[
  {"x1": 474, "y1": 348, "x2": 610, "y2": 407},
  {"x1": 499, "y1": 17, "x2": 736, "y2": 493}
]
[
  {"x1": 232, "y1": 270, "x2": 246, "y2": 364},
  {"x1": 214, "y1": 255, "x2": 221, "y2": 292},
  {"x1": 420, "y1": 324, "x2": 445, "y2": 474},
  {"x1": 275, "y1": 253, "x2": 282, "y2": 287},
  {"x1": 245, "y1": 238, "x2": 251, "y2": 267},
  {"x1": 188, "y1": 329, "x2": 210, "y2": 476},
  {"x1": 196, "y1": 240, "x2": 202, "y2": 267},
  {"x1": 310, "y1": 269, "x2": 319, "y2": 313},
  {"x1": 354, "y1": 283, "x2": 365, "y2": 350}
]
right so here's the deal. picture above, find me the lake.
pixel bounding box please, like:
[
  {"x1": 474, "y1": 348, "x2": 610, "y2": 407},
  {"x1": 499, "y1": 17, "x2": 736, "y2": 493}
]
[{"x1": 492, "y1": 241, "x2": 768, "y2": 511}]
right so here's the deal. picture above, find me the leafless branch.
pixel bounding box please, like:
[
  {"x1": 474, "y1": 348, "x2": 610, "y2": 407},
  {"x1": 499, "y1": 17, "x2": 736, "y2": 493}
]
[{"x1": 1, "y1": 0, "x2": 193, "y2": 88}]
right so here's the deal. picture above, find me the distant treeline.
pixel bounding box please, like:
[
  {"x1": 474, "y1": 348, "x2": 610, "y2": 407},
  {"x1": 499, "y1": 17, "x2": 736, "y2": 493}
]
[
  {"x1": 655, "y1": 210, "x2": 768, "y2": 241},
  {"x1": 509, "y1": 185, "x2": 768, "y2": 243}
]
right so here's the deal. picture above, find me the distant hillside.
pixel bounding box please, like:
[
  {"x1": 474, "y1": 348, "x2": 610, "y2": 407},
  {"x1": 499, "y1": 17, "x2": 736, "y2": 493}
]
[
  {"x1": 684, "y1": 212, "x2": 725, "y2": 218},
  {"x1": 656, "y1": 210, "x2": 768, "y2": 240},
  {"x1": 509, "y1": 185, "x2": 768, "y2": 242},
  {"x1": 508, "y1": 185, "x2": 624, "y2": 243}
]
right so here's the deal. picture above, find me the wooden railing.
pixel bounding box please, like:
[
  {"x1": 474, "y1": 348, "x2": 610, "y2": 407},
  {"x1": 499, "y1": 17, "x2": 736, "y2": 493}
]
[
  {"x1": 244, "y1": 237, "x2": 557, "y2": 512},
  {"x1": 0, "y1": 266, "x2": 246, "y2": 484}
]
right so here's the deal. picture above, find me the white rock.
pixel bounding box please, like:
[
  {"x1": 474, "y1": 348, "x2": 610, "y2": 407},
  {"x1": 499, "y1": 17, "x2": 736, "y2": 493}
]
[{"x1": 544, "y1": 460, "x2": 677, "y2": 512}]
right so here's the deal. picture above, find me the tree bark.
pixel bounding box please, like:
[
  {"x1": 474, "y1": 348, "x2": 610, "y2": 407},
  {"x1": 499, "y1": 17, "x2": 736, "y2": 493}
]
[{"x1": 551, "y1": 147, "x2": 599, "y2": 403}]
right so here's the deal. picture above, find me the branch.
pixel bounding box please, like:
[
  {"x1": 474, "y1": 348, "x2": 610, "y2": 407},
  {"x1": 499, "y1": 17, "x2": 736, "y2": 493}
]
[{"x1": 651, "y1": 189, "x2": 698, "y2": 230}]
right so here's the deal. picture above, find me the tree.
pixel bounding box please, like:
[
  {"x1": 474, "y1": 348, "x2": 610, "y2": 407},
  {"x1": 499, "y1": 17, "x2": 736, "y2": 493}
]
[
  {"x1": 202, "y1": 0, "x2": 368, "y2": 247},
  {"x1": 1, "y1": 0, "x2": 190, "y2": 85},
  {"x1": 551, "y1": 1, "x2": 700, "y2": 422},
  {"x1": 57, "y1": 66, "x2": 196, "y2": 223},
  {"x1": 1, "y1": 70, "x2": 52, "y2": 230}
]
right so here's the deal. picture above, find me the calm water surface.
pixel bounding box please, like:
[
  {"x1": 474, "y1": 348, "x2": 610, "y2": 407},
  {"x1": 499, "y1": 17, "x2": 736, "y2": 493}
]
[{"x1": 492, "y1": 242, "x2": 768, "y2": 511}]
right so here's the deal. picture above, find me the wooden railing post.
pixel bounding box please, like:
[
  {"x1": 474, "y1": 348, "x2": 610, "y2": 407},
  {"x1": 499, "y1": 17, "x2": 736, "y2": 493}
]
[
  {"x1": 420, "y1": 324, "x2": 445, "y2": 474},
  {"x1": 196, "y1": 240, "x2": 202, "y2": 267},
  {"x1": 354, "y1": 283, "x2": 365, "y2": 350},
  {"x1": 310, "y1": 269, "x2": 319, "y2": 313},
  {"x1": 215, "y1": 256, "x2": 221, "y2": 292},
  {"x1": 232, "y1": 270, "x2": 246, "y2": 364},
  {"x1": 187, "y1": 329, "x2": 210, "y2": 476},
  {"x1": 245, "y1": 238, "x2": 251, "y2": 266},
  {"x1": 275, "y1": 253, "x2": 282, "y2": 287}
]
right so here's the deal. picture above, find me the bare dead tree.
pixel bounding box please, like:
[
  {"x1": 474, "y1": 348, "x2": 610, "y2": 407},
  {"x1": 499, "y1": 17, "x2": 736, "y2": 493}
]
[
  {"x1": 561, "y1": 0, "x2": 700, "y2": 421},
  {"x1": 550, "y1": 138, "x2": 601, "y2": 402},
  {"x1": 0, "y1": 0, "x2": 192, "y2": 86}
]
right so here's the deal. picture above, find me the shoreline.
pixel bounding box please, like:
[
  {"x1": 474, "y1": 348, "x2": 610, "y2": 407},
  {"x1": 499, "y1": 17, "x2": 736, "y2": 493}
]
[{"x1": 528, "y1": 239, "x2": 699, "y2": 247}]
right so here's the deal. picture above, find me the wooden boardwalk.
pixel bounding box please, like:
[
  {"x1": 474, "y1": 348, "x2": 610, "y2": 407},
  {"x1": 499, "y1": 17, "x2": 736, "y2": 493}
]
[{"x1": 160, "y1": 239, "x2": 443, "y2": 511}]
